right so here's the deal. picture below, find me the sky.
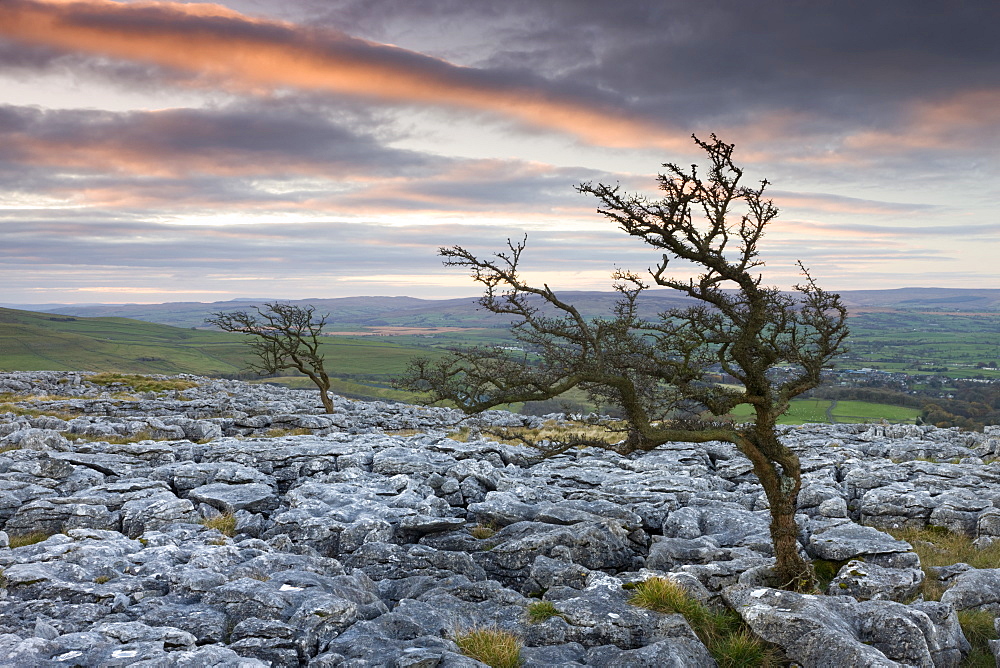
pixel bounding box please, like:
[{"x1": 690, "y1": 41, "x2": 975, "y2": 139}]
[{"x1": 0, "y1": 0, "x2": 998, "y2": 304}]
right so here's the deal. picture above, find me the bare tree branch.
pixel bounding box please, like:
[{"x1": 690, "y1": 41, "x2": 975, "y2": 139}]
[{"x1": 396, "y1": 135, "x2": 849, "y2": 590}]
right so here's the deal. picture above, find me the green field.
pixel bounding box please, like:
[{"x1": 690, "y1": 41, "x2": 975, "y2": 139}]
[
  {"x1": 0, "y1": 308, "x2": 438, "y2": 400},
  {"x1": 0, "y1": 305, "x2": 987, "y2": 419},
  {"x1": 842, "y1": 312, "x2": 1000, "y2": 379},
  {"x1": 728, "y1": 398, "x2": 921, "y2": 425}
]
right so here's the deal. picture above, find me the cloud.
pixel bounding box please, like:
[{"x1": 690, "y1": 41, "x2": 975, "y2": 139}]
[
  {"x1": 769, "y1": 190, "x2": 939, "y2": 217},
  {"x1": 0, "y1": 102, "x2": 431, "y2": 179},
  {"x1": 0, "y1": 0, "x2": 692, "y2": 150},
  {"x1": 0, "y1": 102, "x2": 614, "y2": 217},
  {"x1": 780, "y1": 220, "x2": 1000, "y2": 239}
]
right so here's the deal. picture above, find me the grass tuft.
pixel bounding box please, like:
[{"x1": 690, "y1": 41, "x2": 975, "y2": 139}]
[
  {"x1": 201, "y1": 512, "x2": 237, "y2": 537},
  {"x1": 628, "y1": 577, "x2": 777, "y2": 667},
  {"x1": 711, "y1": 629, "x2": 775, "y2": 668},
  {"x1": 957, "y1": 609, "x2": 997, "y2": 668},
  {"x1": 453, "y1": 627, "x2": 522, "y2": 668},
  {"x1": 526, "y1": 600, "x2": 564, "y2": 624},
  {"x1": 8, "y1": 531, "x2": 52, "y2": 548},
  {"x1": 470, "y1": 523, "x2": 497, "y2": 540}
]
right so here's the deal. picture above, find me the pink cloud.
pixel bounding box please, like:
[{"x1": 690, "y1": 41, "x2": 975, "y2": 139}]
[{"x1": 0, "y1": 0, "x2": 689, "y2": 150}]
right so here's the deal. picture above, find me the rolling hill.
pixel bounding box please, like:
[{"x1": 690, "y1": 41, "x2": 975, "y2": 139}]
[{"x1": 7, "y1": 287, "x2": 1000, "y2": 332}]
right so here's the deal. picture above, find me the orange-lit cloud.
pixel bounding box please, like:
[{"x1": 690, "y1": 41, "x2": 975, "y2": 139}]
[
  {"x1": 844, "y1": 89, "x2": 1000, "y2": 153},
  {"x1": 0, "y1": 0, "x2": 688, "y2": 150},
  {"x1": 769, "y1": 191, "x2": 935, "y2": 217}
]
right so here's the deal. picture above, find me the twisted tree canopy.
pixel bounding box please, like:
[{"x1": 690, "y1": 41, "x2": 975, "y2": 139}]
[{"x1": 397, "y1": 135, "x2": 849, "y2": 589}]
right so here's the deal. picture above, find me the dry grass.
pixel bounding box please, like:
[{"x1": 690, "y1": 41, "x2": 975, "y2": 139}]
[
  {"x1": 88, "y1": 373, "x2": 198, "y2": 393},
  {"x1": 70, "y1": 430, "x2": 160, "y2": 444},
  {"x1": 888, "y1": 526, "x2": 1000, "y2": 602},
  {"x1": 201, "y1": 513, "x2": 237, "y2": 537},
  {"x1": 450, "y1": 420, "x2": 627, "y2": 449},
  {"x1": 885, "y1": 524, "x2": 1000, "y2": 664},
  {"x1": 265, "y1": 427, "x2": 312, "y2": 437},
  {"x1": 8, "y1": 531, "x2": 52, "y2": 548},
  {"x1": 453, "y1": 627, "x2": 522, "y2": 668},
  {"x1": 0, "y1": 398, "x2": 78, "y2": 420},
  {"x1": 470, "y1": 523, "x2": 498, "y2": 540}
]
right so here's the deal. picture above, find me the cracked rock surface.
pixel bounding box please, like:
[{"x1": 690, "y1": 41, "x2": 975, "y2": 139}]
[{"x1": 1, "y1": 371, "x2": 1000, "y2": 666}]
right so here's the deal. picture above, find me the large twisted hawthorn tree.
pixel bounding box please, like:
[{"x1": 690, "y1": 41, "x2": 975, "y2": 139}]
[{"x1": 398, "y1": 135, "x2": 848, "y2": 588}]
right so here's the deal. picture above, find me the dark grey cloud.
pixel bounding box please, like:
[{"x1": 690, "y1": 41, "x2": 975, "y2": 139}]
[
  {"x1": 297, "y1": 0, "x2": 1000, "y2": 137},
  {"x1": 0, "y1": 102, "x2": 432, "y2": 178},
  {"x1": 0, "y1": 101, "x2": 615, "y2": 216}
]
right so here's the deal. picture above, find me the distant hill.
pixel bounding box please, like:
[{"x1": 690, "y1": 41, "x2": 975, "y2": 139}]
[
  {"x1": 834, "y1": 288, "x2": 1000, "y2": 311},
  {"x1": 10, "y1": 292, "x2": 694, "y2": 329},
  {"x1": 7, "y1": 287, "x2": 1000, "y2": 330}
]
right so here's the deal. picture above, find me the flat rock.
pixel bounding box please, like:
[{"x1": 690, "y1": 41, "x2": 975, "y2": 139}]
[
  {"x1": 188, "y1": 482, "x2": 279, "y2": 514},
  {"x1": 807, "y1": 521, "x2": 912, "y2": 561}
]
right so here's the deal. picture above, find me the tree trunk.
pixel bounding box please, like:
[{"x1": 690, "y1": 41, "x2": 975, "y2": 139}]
[
  {"x1": 304, "y1": 372, "x2": 335, "y2": 414},
  {"x1": 740, "y1": 426, "x2": 812, "y2": 590},
  {"x1": 764, "y1": 466, "x2": 809, "y2": 589},
  {"x1": 319, "y1": 389, "x2": 334, "y2": 414}
]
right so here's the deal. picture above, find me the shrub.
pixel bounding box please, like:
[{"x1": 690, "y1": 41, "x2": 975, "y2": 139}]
[{"x1": 453, "y1": 627, "x2": 522, "y2": 668}]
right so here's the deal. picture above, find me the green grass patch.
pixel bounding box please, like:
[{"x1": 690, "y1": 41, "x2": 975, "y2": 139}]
[
  {"x1": 627, "y1": 577, "x2": 777, "y2": 666},
  {"x1": 957, "y1": 609, "x2": 997, "y2": 668},
  {"x1": 727, "y1": 398, "x2": 920, "y2": 425},
  {"x1": 526, "y1": 600, "x2": 564, "y2": 624},
  {"x1": 0, "y1": 308, "x2": 440, "y2": 389},
  {"x1": 844, "y1": 312, "x2": 1000, "y2": 379},
  {"x1": 453, "y1": 627, "x2": 522, "y2": 668}
]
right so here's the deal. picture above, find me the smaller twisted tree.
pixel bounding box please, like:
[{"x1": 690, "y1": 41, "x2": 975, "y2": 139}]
[
  {"x1": 397, "y1": 135, "x2": 849, "y2": 589},
  {"x1": 207, "y1": 302, "x2": 334, "y2": 413}
]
